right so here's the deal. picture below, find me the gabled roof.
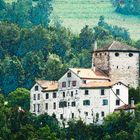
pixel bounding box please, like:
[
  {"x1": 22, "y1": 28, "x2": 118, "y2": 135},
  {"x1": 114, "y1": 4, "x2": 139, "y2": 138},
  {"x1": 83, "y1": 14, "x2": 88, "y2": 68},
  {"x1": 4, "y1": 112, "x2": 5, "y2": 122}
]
[
  {"x1": 114, "y1": 104, "x2": 136, "y2": 111},
  {"x1": 36, "y1": 80, "x2": 58, "y2": 92},
  {"x1": 94, "y1": 41, "x2": 139, "y2": 52},
  {"x1": 69, "y1": 68, "x2": 110, "y2": 80},
  {"x1": 80, "y1": 81, "x2": 127, "y2": 89}
]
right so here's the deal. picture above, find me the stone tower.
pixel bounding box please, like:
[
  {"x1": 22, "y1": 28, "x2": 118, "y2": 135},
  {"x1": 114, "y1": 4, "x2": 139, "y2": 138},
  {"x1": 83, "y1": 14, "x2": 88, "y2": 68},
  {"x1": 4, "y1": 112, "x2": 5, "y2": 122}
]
[{"x1": 92, "y1": 41, "x2": 140, "y2": 88}]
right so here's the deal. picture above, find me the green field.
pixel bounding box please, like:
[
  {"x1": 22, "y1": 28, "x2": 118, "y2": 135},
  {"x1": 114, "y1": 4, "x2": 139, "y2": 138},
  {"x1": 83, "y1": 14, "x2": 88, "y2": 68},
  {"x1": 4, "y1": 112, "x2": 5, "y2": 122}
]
[
  {"x1": 51, "y1": 0, "x2": 140, "y2": 40},
  {"x1": 5, "y1": 0, "x2": 140, "y2": 40}
]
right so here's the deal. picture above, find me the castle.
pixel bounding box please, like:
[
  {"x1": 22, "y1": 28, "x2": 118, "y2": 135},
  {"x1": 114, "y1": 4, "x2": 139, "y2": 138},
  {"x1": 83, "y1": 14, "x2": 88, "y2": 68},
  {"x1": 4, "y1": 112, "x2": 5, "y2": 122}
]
[{"x1": 30, "y1": 41, "x2": 139, "y2": 124}]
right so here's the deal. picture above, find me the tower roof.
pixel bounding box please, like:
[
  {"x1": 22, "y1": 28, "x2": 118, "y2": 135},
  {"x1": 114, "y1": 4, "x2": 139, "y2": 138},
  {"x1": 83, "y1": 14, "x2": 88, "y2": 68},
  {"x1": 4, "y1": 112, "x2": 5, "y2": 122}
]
[{"x1": 94, "y1": 41, "x2": 139, "y2": 52}]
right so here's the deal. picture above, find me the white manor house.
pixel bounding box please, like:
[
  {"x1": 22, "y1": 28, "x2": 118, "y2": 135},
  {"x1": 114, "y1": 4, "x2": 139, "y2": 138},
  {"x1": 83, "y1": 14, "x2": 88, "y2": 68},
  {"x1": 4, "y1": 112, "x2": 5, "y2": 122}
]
[{"x1": 30, "y1": 41, "x2": 139, "y2": 124}]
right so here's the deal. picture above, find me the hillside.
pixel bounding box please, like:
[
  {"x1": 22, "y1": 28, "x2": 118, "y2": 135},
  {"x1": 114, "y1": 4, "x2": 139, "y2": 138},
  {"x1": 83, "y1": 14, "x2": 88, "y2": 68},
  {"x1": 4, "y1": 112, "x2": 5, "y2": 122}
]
[
  {"x1": 52, "y1": 0, "x2": 140, "y2": 40},
  {"x1": 4, "y1": 0, "x2": 140, "y2": 40}
]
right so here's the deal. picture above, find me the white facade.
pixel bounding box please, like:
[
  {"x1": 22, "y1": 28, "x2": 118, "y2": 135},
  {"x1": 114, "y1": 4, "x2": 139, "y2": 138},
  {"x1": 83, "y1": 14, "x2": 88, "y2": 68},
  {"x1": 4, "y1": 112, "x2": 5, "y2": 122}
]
[{"x1": 30, "y1": 69, "x2": 128, "y2": 124}]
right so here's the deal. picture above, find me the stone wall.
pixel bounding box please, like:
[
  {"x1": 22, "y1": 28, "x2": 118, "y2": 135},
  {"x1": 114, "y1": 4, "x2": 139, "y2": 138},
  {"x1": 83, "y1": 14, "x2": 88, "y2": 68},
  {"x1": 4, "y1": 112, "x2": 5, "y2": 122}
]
[
  {"x1": 109, "y1": 52, "x2": 139, "y2": 88},
  {"x1": 93, "y1": 52, "x2": 109, "y2": 74}
]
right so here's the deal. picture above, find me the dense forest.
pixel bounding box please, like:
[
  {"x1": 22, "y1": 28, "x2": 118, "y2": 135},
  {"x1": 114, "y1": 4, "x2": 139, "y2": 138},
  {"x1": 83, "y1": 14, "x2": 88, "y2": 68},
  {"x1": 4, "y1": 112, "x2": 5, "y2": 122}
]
[
  {"x1": 0, "y1": 0, "x2": 140, "y2": 139},
  {"x1": 0, "y1": 0, "x2": 140, "y2": 94},
  {"x1": 112, "y1": 0, "x2": 140, "y2": 15}
]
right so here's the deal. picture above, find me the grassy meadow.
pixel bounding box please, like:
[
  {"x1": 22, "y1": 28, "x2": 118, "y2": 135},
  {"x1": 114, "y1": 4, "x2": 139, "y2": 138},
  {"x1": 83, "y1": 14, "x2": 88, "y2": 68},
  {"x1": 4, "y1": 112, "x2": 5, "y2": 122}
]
[{"x1": 5, "y1": 0, "x2": 140, "y2": 40}]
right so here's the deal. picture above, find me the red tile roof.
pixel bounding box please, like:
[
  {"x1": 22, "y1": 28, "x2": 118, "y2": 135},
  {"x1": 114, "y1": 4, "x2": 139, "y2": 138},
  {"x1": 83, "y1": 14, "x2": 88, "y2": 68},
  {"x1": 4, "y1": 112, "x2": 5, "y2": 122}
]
[
  {"x1": 80, "y1": 81, "x2": 120, "y2": 88},
  {"x1": 36, "y1": 80, "x2": 58, "y2": 91},
  {"x1": 69, "y1": 68, "x2": 110, "y2": 80},
  {"x1": 114, "y1": 104, "x2": 136, "y2": 111}
]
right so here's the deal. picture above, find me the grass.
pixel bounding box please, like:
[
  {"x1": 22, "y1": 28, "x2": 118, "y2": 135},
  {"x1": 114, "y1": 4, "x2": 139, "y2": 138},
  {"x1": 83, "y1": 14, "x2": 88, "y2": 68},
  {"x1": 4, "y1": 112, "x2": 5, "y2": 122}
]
[
  {"x1": 5, "y1": 0, "x2": 140, "y2": 40},
  {"x1": 52, "y1": 0, "x2": 140, "y2": 40}
]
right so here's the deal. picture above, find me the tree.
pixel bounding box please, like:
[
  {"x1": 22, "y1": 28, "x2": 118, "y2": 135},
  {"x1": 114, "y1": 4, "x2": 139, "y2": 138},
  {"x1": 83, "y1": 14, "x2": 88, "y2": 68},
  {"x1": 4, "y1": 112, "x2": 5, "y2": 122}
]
[
  {"x1": 103, "y1": 111, "x2": 134, "y2": 139},
  {"x1": 134, "y1": 123, "x2": 140, "y2": 140},
  {"x1": 0, "y1": 56, "x2": 25, "y2": 94},
  {"x1": 129, "y1": 87, "x2": 140, "y2": 104},
  {"x1": 37, "y1": 125, "x2": 58, "y2": 140},
  {"x1": 79, "y1": 25, "x2": 94, "y2": 50},
  {"x1": 29, "y1": 0, "x2": 53, "y2": 27},
  {"x1": 66, "y1": 120, "x2": 90, "y2": 140},
  {"x1": 0, "y1": 0, "x2": 5, "y2": 10},
  {"x1": 8, "y1": 88, "x2": 30, "y2": 110}
]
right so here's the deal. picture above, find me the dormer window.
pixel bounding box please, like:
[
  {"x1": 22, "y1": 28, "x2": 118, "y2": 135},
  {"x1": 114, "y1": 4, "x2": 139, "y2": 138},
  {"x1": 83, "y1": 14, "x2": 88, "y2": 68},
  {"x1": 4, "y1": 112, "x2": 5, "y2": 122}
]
[
  {"x1": 115, "y1": 52, "x2": 119, "y2": 57},
  {"x1": 67, "y1": 72, "x2": 71, "y2": 77},
  {"x1": 35, "y1": 86, "x2": 38, "y2": 91}
]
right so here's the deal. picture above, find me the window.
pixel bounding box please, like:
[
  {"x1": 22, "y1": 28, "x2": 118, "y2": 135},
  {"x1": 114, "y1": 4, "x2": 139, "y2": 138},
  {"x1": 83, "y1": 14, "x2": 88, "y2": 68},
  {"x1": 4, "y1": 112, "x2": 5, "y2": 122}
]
[
  {"x1": 83, "y1": 100, "x2": 90, "y2": 106},
  {"x1": 33, "y1": 94, "x2": 36, "y2": 100},
  {"x1": 83, "y1": 80, "x2": 86, "y2": 84},
  {"x1": 85, "y1": 90, "x2": 89, "y2": 95},
  {"x1": 101, "y1": 111, "x2": 105, "y2": 117},
  {"x1": 72, "y1": 113, "x2": 74, "y2": 119},
  {"x1": 53, "y1": 102, "x2": 56, "y2": 109},
  {"x1": 103, "y1": 99, "x2": 108, "y2": 105},
  {"x1": 37, "y1": 104, "x2": 40, "y2": 112},
  {"x1": 59, "y1": 101, "x2": 67, "y2": 108},
  {"x1": 63, "y1": 92, "x2": 65, "y2": 98},
  {"x1": 45, "y1": 103, "x2": 48, "y2": 110},
  {"x1": 33, "y1": 104, "x2": 36, "y2": 112},
  {"x1": 116, "y1": 99, "x2": 120, "y2": 106},
  {"x1": 115, "y1": 52, "x2": 119, "y2": 57},
  {"x1": 62, "y1": 82, "x2": 66, "y2": 87},
  {"x1": 53, "y1": 92, "x2": 57, "y2": 98},
  {"x1": 71, "y1": 91, "x2": 73, "y2": 97},
  {"x1": 100, "y1": 53, "x2": 102, "y2": 56},
  {"x1": 60, "y1": 114, "x2": 63, "y2": 120},
  {"x1": 46, "y1": 93, "x2": 49, "y2": 99},
  {"x1": 85, "y1": 112, "x2": 88, "y2": 116},
  {"x1": 68, "y1": 81, "x2": 71, "y2": 87},
  {"x1": 35, "y1": 85, "x2": 38, "y2": 91},
  {"x1": 117, "y1": 66, "x2": 119, "y2": 69},
  {"x1": 72, "y1": 101, "x2": 76, "y2": 107},
  {"x1": 72, "y1": 81, "x2": 77, "y2": 87},
  {"x1": 38, "y1": 94, "x2": 40, "y2": 100},
  {"x1": 129, "y1": 53, "x2": 133, "y2": 57},
  {"x1": 101, "y1": 89, "x2": 105, "y2": 95},
  {"x1": 75, "y1": 90, "x2": 78, "y2": 95},
  {"x1": 67, "y1": 72, "x2": 71, "y2": 77},
  {"x1": 116, "y1": 89, "x2": 120, "y2": 95}
]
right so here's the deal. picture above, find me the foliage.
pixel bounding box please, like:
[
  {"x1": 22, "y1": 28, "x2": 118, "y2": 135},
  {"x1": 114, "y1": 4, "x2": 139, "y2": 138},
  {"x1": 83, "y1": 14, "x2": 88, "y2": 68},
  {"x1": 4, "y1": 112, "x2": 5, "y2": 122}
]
[
  {"x1": 0, "y1": 0, "x2": 53, "y2": 27},
  {"x1": 96, "y1": 16, "x2": 130, "y2": 41},
  {"x1": 112, "y1": 0, "x2": 140, "y2": 16},
  {"x1": 129, "y1": 87, "x2": 140, "y2": 104},
  {"x1": 7, "y1": 88, "x2": 30, "y2": 110}
]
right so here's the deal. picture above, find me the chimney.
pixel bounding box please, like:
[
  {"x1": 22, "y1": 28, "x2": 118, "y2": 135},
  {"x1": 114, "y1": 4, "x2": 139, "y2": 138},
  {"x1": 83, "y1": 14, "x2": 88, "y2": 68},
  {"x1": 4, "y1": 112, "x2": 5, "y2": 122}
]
[
  {"x1": 131, "y1": 98, "x2": 135, "y2": 107},
  {"x1": 77, "y1": 70, "x2": 80, "y2": 75},
  {"x1": 93, "y1": 40, "x2": 97, "y2": 51},
  {"x1": 92, "y1": 40, "x2": 98, "y2": 68}
]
